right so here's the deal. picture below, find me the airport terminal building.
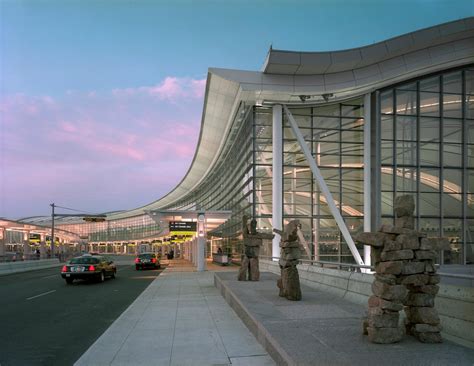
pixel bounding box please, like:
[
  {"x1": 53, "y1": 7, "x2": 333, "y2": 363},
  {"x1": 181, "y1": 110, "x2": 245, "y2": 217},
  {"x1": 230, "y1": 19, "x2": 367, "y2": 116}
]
[{"x1": 9, "y1": 17, "x2": 474, "y2": 266}]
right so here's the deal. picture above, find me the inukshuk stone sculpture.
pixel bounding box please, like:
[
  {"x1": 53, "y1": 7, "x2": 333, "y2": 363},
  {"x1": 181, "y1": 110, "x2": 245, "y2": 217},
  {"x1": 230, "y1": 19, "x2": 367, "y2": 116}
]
[
  {"x1": 357, "y1": 195, "x2": 449, "y2": 344},
  {"x1": 238, "y1": 215, "x2": 273, "y2": 281},
  {"x1": 274, "y1": 220, "x2": 302, "y2": 301}
]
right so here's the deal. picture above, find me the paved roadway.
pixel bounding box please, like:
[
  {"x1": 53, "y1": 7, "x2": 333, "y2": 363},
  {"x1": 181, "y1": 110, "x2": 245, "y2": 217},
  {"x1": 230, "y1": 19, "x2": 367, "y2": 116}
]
[{"x1": 0, "y1": 258, "x2": 165, "y2": 366}]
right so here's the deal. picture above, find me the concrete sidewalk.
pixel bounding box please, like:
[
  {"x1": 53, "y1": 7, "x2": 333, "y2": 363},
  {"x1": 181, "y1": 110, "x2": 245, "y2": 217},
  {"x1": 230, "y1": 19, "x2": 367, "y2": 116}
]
[
  {"x1": 75, "y1": 259, "x2": 275, "y2": 366},
  {"x1": 215, "y1": 271, "x2": 474, "y2": 366}
]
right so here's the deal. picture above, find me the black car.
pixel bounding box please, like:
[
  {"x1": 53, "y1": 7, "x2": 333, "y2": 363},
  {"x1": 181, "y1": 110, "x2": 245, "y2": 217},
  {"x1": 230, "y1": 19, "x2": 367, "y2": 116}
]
[
  {"x1": 61, "y1": 254, "x2": 116, "y2": 284},
  {"x1": 135, "y1": 253, "x2": 160, "y2": 270}
]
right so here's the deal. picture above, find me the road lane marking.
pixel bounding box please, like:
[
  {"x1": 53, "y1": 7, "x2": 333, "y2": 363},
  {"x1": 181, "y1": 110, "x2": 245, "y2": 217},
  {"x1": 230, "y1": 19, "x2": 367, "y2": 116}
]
[
  {"x1": 41, "y1": 274, "x2": 58, "y2": 279},
  {"x1": 26, "y1": 290, "x2": 56, "y2": 301}
]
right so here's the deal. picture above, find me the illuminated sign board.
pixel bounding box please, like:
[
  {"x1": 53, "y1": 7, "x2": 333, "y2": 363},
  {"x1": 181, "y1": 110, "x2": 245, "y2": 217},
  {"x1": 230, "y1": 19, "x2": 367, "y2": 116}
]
[
  {"x1": 169, "y1": 221, "x2": 196, "y2": 232},
  {"x1": 83, "y1": 217, "x2": 106, "y2": 222}
]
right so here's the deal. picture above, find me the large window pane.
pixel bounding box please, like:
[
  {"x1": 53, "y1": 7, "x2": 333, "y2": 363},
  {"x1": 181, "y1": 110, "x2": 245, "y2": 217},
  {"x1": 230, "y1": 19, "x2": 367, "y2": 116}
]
[
  {"x1": 341, "y1": 118, "x2": 364, "y2": 131},
  {"x1": 381, "y1": 115, "x2": 394, "y2": 140},
  {"x1": 466, "y1": 69, "x2": 474, "y2": 95},
  {"x1": 396, "y1": 89, "x2": 417, "y2": 115},
  {"x1": 443, "y1": 94, "x2": 463, "y2": 118},
  {"x1": 381, "y1": 167, "x2": 394, "y2": 191},
  {"x1": 420, "y1": 75, "x2": 440, "y2": 93},
  {"x1": 314, "y1": 129, "x2": 339, "y2": 142},
  {"x1": 419, "y1": 218, "x2": 440, "y2": 237},
  {"x1": 381, "y1": 91, "x2": 393, "y2": 114},
  {"x1": 341, "y1": 104, "x2": 363, "y2": 118},
  {"x1": 396, "y1": 167, "x2": 417, "y2": 192},
  {"x1": 341, "y1": 130, "x2": 363, "y2": 143},
  {"x1": 467, "y1": 195, "x2": 474, "y2": 217},
  {"x1": 420, "y1": 168, "x2": 440, "y2": 192},
  {"x1": 468, "y1": 146, "x2": 474, "y2": 168},
  {"x1": 443, "y1": 219, "x2": 463, "y2": 265},
  {"x1": 396, "y1": 116, "x2": 417, "y2": 141},
  {"x1": 443, "y1": 118, "x2": 462, "y2": 143},
  {"x1": 420, "y1": 92, "x2": 440, "y2": 116},
  {"x1": 397, "y1": 141, "x2": 417, "y2": 166},
  {"x1": 443, "y1": 143, "x2": 462, "y2": 167},
  {"x1": 466, "y1": 95, "x2": 474, "y2": 119},
  {"x1": 381, "y1": 191, "x2": 394, "y2": 216},
  {"x1": 443, "y1": 71, "x2": 462, "y2": 94},
  {"x1": 420, "y1": 143, "x2": 439, "y2": 166},
  {"x1": 443, "y1": 169, "x2": 463, "y2": 191},
  {"x1": 443, "y1": 194, "x2": 462, "y2": 217},
  {"x1": 381, "y1": 141, "x2": 394, "y2": 165},
  {"x1": 419, "y1": 193, "x2": 440, "y2": 216},
  {"x1": 315, "y1": 105, "x2": 340, "y2": 117},
  {"x1": 419, "y1": 117, "x2": 440, "y2": 142},
  {"x1": 467, "y1": 170, "x2": 474, "y2": 194}
]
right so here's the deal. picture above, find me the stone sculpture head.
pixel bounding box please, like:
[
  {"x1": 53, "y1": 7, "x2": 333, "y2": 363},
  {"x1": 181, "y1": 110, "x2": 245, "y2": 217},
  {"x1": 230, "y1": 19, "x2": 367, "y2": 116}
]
[
  {"x1": 394, "y1": 195, "x2": 415, "y2": 217},
  {"x1": 283, "y1": 220, "x2": 300, "y2": 241}
]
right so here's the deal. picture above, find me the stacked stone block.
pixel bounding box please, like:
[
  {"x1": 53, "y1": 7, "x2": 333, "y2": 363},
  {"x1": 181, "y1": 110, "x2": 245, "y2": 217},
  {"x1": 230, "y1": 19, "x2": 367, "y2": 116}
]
[
  {"x1": 238, "y1": 216, "x2": 274, "y2": 281},
  {"x1": 275, "y1": 220, "x2": 302, "y2": 301},
  {"x1": 357, "y1": 195, "x2": 449, "y2": 344}
]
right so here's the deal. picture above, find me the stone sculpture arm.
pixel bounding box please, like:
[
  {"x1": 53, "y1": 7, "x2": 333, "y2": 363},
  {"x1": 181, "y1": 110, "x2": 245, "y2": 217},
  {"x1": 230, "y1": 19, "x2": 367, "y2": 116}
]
[
  {"x1": 255, "y1": 233, "x2": 275, "y2": 240},
  {"x1": 273, "y1": 228, "x2": 283, "y2": 236}
]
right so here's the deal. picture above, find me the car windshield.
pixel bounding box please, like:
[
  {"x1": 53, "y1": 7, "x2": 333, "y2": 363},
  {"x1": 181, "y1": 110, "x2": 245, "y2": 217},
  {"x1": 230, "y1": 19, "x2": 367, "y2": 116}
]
[
  {"x1": 70, "y1": 257, "x2": 100, "y2": 264},
  {"x1": 138, "y1": 254, "x2": 154, "y2": 259}
]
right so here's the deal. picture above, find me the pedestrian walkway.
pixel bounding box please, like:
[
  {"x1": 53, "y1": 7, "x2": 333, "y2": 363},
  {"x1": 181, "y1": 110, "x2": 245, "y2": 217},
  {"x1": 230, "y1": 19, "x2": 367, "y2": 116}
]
[
  {"x1": 215, "y1": 271, "x2": 474, "y2": 366},
  {"x1": 75, "y1": 259, "x2": 275, "y2": 366}
]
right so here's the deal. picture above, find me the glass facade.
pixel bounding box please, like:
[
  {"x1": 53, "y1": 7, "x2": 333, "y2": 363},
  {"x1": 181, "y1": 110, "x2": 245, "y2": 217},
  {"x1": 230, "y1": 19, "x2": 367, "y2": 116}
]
[
  {"x1": 49, "y1": 65, "x2": 473, "y2": 266},
  {"x1": 254, "y1": 100, "x2": 365, "y2": 262},
  {"x1": 59, "y1": 215, "x2": 162, "y2": 243},
  {"x1": 379, "y1": 66, "x2": 474, "y2": 265}
]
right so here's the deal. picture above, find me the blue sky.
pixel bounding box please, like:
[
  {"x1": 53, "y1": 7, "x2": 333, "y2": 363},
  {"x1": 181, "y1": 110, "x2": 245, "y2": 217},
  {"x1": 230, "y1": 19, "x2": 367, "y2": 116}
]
[{"x1": 1, "y1": 0, "x2": 473, "y2": 218}]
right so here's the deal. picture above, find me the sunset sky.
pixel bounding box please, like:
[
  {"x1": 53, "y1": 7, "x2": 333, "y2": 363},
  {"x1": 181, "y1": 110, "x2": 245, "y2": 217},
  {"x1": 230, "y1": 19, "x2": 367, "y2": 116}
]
[{"x1": 1, "y1": 0, "x2": 473, "y2": 218}]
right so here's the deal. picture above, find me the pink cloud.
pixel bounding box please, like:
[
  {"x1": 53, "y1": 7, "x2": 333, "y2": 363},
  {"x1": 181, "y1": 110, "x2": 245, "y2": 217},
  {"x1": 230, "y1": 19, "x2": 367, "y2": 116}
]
[
  {"x1": 0, "y1": 76, "x2": 205, "y2": 217},
  {"x1": 111, "y1": 76, "x2": 206, "y2": 103}
]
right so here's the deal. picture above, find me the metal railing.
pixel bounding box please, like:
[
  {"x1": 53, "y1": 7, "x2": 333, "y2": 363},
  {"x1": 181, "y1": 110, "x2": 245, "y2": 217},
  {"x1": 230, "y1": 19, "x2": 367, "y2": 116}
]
[
  {"x1": 260, "y1": 255, "x2": 474, "y2": 281},
  {"x1": 259, "y1": 255, "x2": 375, "y2": 272},
  {"x1": 436, "y1": 272, "x2": 474, "y2": 280}
]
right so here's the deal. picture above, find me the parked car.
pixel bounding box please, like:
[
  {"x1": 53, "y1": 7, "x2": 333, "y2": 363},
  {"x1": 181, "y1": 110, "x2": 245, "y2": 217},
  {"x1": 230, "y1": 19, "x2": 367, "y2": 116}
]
[
  {"x1": 135, "y1": 253, "x2": 160, "y2": 270},
  {"x1": 61, "y1": 254, "x2": 116, "y2": 284}
]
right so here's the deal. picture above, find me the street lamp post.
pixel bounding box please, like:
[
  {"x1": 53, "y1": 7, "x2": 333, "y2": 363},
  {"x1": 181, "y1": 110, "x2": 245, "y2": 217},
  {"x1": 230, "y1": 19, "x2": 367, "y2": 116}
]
[{"x1": 50, "y1": 203, "x2": 55, "y2": 258}]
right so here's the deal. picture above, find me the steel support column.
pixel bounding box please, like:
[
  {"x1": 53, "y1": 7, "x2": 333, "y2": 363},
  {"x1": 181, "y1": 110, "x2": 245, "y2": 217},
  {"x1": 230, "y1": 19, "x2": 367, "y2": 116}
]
[
  {"x1": 363, "y1": 93, "x2": 372, "y2": 267},
  {"x1": 283, "y1": 105, "x2": 365, "y2": 266},
  {"x1": 272, "y1": 104, "x2": 283, "y2": 260}
]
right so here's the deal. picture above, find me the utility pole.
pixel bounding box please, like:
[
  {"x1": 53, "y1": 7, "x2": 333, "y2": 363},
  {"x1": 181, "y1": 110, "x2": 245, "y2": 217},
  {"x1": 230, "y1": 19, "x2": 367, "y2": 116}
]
[{"x1": 50, "y1": 203, "x2": 55, "y2": 257}]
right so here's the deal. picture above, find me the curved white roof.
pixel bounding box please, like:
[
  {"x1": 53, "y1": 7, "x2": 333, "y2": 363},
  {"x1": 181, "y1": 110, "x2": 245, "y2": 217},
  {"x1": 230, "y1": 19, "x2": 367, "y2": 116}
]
[{"x1": 54, "y1": 17, "x2": 474, "y2": 222}]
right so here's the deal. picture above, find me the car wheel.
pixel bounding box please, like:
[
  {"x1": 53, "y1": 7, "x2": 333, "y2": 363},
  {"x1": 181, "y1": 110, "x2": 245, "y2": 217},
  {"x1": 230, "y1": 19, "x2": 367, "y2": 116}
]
[
  {"x1": 65, "y1": 278, "x2": 74, "y2": 284},
  {"x1": 99, "y1": 271, "x2": 105, "y2": 282},
  {"x1": 111, "y1": 269, "x2": 116, "y2": 279},
  {"x1": 135, "y1": 265, "x2": 140, "y2": 271}
]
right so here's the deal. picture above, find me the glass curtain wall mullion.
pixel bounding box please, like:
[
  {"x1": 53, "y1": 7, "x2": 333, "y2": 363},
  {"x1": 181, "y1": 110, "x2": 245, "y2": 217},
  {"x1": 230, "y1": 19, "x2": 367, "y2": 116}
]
[
  {"x1": 373, "y1": 91, "x2": 381, "y2": 231},
  {"x1": 311, "y1": 106, "x2": 315, "y2": 260},
  {"x1": 252, "y1": 106, "x2": 257, "y2": 218},
  {"x1": 440, "y1": 74, "x2": 445, "y2": 264},
  {"x1": 416, "y1": 81, "x2": 421, "y2": 230},
  {"x1": 338, "y1": 104, "x2": 343, "y2": 263},
  {"x1": 462, "y1": 69, "x2": 468, "y2": 265},
  {"x1": 393, "y1": 88, "x2": 397, "y2": 221}
]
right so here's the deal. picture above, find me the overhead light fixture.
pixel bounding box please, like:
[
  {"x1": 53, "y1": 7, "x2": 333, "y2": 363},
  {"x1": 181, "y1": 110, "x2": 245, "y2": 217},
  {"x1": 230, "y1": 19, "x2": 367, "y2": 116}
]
[
  {"x1": 299, "y1": 95, "x2": 311, "y2": 102},
  {"x1": 321, "y1": 93, "x2": 334, "y2": 102}
]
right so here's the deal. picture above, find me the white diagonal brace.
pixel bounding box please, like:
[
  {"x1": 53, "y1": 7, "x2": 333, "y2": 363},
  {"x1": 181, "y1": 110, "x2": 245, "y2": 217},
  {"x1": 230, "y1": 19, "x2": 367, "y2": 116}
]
[{"x1": 282, "y1": 104, "x2": 365, "y2": 266}]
